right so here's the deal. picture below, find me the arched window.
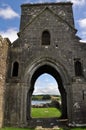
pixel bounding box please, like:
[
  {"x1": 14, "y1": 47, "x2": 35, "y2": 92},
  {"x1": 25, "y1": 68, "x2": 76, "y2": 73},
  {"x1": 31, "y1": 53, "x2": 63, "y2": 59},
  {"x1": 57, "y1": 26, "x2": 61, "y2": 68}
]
[
  {"x1": 42, "y1": 30, "x2": 50, "y2": 45},
  {"x1": 12, "y1": 61, "x2": 19, "y2": 77},
  {"x1": 74, "y1": 60, "x2": 83, "y2": 76}
]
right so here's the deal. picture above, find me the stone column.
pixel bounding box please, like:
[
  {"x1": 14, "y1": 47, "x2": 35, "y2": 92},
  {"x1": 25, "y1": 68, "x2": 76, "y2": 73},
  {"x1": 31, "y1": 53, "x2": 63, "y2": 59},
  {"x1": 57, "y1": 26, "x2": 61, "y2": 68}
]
[
  {"x1": 70, "y1": 77, "x2": 86, "y2": 126},
  {"x1": 26, "y1": 91, "x2": 32, "y2": 121},
  {"x1": 0, "y1": 36, "x2": 10, "y2": 128}
]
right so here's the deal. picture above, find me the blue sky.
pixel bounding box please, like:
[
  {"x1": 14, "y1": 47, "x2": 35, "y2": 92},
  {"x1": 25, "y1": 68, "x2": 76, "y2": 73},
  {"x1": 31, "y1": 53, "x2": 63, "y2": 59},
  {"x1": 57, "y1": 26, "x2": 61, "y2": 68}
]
[{"x1": 0, "y1": 0, "x2": 86, "y2": 95}]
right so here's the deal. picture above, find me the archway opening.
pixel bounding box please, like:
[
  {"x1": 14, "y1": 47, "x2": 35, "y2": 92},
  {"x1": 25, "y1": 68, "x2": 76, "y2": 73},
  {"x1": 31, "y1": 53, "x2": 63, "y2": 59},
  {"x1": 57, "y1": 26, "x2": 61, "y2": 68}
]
[
  {"x1": 27, "y1": 65, "x2": 67, "y2": 120},
  {"x1": 31, "y1": 73, "x2": 61, "y2": 118}
]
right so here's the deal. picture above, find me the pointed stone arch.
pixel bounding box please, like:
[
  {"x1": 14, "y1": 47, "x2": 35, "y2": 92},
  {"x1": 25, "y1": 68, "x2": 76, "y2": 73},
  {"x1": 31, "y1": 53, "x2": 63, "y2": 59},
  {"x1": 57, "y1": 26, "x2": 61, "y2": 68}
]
[{"x1": 25, "y1": 58, "x2": 71, "y2": 121}]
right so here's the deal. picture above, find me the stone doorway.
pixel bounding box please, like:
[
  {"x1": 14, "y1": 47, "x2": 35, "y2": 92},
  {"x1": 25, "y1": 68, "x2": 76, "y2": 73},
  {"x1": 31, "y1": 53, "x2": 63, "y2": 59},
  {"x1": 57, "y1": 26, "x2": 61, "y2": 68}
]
[
  {"x1": 26, "y1": 64, "x2": 68, "y2": 121},
  {"x1": 31, "y1": 73, "x2": 61, "y2": 118}
]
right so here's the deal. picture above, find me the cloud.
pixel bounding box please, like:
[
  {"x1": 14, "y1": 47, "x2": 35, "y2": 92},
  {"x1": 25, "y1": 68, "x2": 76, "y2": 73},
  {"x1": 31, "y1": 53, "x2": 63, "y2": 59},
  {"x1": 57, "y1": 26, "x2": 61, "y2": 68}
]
[
  {"x1": 0, "y1": 28, "x2": 18, "y2": 42},
  {"x1": 77, "y1": 18, "x2": 86, "y2": 42},
  {"x1": 33, "y1": 74, "x2": 60, "y2": 95},
  {"x1": 78, "y1": 18, "x2": 86, "y2": 28},
  {"x1": 26, "y1": 0, "x2": 53, "y2": 3},
  {"x1": 0, "y1": 5, "x2": 19, "y2": 19},
  {"x1": 25, "y1": 0, "x2": 62, "y2": 3},
  {"x1": 79, "y1": 31, "x2": 86, "y2": 43},
  {"x1": 26, "y1": 0, "x2": 86, "y2": 6},
  {"x1": 63, "y1": 0, "x2": 85, "y2": 6},
  {"x1": 33, "y1": 83, "x2": 60, "y2": 95}
]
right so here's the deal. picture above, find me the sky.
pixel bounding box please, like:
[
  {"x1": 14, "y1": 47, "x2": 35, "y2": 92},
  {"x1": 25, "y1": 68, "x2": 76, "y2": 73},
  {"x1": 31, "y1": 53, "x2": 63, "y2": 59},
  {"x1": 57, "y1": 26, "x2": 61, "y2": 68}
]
[
  {"x1": 33, "y1": 73, "x2": 60, "y2": 95},
  {"x1": 0, "y1": 0, "x2": 86, "y2": 95}
]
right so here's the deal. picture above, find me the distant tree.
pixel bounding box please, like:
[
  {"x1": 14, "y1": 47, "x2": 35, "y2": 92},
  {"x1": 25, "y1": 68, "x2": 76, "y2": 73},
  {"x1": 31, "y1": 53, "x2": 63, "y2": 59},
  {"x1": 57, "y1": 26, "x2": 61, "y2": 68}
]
[{"x1": 42, "y1": 95, "x2": 51, "y2": 100}]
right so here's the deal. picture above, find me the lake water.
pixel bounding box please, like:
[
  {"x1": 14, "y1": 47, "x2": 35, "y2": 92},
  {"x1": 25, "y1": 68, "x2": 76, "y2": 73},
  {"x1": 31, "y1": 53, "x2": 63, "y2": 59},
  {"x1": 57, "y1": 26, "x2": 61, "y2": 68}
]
[{"x1": 32, "y1": 100, "x2": 51, "y2": 105}]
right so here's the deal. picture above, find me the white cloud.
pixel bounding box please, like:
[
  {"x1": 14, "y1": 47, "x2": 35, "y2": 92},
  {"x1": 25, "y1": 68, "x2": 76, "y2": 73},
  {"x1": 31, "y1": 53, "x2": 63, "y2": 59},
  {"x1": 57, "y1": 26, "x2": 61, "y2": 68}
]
[
  {"x1": 33, "y1": 74, "x2": 60, "y2": 95},
  {"x1": 25, "y1": 0, "x2": 41, "y2": 3},
  {"x1": 27, "y1": 0, "x2": 86, "y2": 6},
  {"x1": 33, "y1": 84, "x2": 60, "y2": 95},
  {"x1": 0, "y1": 28, "x2": 18, "y2": 42},
  {"x1": 27, "y1": 0, "x2": 53, "y2": 3},
  {"x1": 66, "y1": 0, "x2": 85, "y2": 6},
  {"x1": 79, "y1": 30, "x2": 86, "y2": 42},
  {"x1": 78, "y1": 18, "x2": 86, "y2": 28},
  {"x1": 80, "y1": 39, "x2": 86, "y2": 43},
  {"x1": 0, "y1": 5, "x2": 19, "y2": 19},
  {"x1": 77, "y1": 18, "x2": 86, "y2": 42}
]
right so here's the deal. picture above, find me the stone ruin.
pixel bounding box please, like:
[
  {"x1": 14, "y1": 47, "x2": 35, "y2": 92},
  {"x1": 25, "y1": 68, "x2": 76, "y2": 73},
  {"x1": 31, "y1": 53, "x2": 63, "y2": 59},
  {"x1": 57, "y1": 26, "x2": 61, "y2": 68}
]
[{"x1": 0, "y1": 2, "x2": 86, "y2": 128}]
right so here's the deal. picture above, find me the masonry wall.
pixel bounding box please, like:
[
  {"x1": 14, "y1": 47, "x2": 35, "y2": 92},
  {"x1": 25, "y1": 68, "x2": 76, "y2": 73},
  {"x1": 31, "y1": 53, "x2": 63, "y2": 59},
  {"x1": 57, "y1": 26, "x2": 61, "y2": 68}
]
[
  {"x1": 0, "y1": 36, "x2": 10, "y2": 127},
  {"x1": 71, "y1": 80, "x2": 86, "y2": 125},
  {"x1": 5, "y1": 2, "x2": 86, "y2": 127},
  {"x1": 20, "y1": 2, "x2": 74, "y2": 31}
]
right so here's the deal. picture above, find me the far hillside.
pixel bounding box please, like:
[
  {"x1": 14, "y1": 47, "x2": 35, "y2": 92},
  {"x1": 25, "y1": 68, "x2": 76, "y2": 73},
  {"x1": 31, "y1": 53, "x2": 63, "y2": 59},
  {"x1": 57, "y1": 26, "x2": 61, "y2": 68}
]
[{"x1": 32, "y1": 95, "x2": 61, "y2": 101}]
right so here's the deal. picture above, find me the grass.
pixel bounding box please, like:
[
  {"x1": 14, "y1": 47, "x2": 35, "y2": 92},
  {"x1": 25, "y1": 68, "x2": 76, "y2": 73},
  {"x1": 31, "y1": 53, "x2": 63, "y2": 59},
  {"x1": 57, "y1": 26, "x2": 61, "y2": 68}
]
[
  {"x1": 0, "y1": 127, "x2": 86, "y2": 130},
  {"x1": 31, "y1": 107, "x2": 61, "y2": 118},
  {"x1": 0, "y1": 128, "x2": 34, "y2": 130}
]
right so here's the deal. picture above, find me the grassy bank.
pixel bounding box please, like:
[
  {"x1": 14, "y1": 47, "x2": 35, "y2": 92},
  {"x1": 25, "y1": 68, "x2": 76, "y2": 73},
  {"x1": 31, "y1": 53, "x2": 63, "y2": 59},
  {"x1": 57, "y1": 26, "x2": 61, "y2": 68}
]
[
  {"x1": 31, "y1": 107, "x2": 61, "y2": 118},
  {"x1": 0, "y1": 129, "x2": 34, "y2": 130},
  {"x1": 0, "y1": 127, "x2": 86, "y2": 130}
]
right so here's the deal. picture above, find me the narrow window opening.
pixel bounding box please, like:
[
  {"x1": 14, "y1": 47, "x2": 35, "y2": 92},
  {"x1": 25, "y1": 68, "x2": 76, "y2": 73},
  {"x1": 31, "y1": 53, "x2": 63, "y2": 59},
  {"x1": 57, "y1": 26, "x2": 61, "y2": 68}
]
[
  {"x1": 82, "y1": 90, "x2": 86, "y2": 100},
  {"x1": 74, "y1": 60, "x2": 83, "y2": 76},
  {"x1": 42, "y1": 31, "x2": 50, "y2": 45},
  {"x1": 82, "y1": 90, "x2": 84, "y2": 100},
  {"x1": 12, "y1": 61, "x2": 19, "y2": 77}
]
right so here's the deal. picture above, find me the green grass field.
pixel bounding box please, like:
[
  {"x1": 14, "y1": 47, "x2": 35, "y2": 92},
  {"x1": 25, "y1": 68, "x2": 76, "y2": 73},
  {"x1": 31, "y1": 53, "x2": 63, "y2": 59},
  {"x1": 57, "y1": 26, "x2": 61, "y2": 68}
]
[{"x1": 31, "y1": 107, "x2": 61, "y2": 118}]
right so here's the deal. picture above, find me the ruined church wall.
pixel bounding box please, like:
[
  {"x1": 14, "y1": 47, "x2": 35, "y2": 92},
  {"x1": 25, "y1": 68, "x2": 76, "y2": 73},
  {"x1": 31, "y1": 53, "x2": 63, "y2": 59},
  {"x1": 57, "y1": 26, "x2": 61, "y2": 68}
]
[
  {"x1": 0, "y1": 36, "x2": 10, "y2": 127},
  {"x1": 5, "y1": 2, "x2": 86, "y2": 127}
]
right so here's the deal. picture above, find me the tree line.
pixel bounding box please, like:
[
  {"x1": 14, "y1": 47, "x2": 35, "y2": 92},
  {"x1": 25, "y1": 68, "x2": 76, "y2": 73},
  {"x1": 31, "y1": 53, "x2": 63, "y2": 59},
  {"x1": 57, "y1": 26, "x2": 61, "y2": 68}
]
[{"x1": 32, "y1": 95, "x2": 60, "y2": 101}]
